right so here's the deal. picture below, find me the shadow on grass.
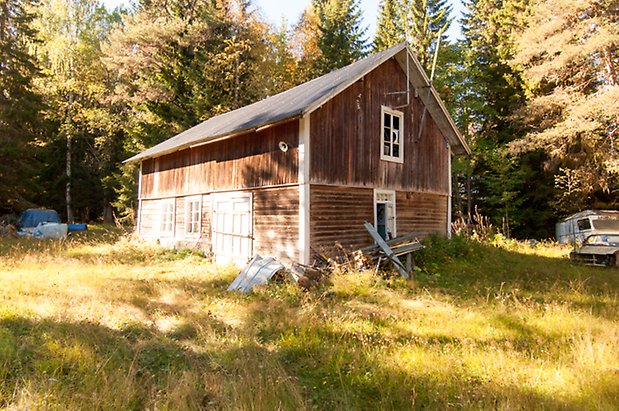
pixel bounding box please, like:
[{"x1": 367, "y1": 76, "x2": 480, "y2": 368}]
[
  {"x1": 0, "y1": 312, "x2": 306, "y2": 409},
  {"x1": 241, "y1": 299, "x2": 619, "y2": 410},
  {"x1": 0, "y1": 318, "x2": 188, "y2": 408}
]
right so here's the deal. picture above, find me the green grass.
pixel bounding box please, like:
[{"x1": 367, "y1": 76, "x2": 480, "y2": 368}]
[{"x1": 0, "y1": 229, "x2": 617, "y2": 409}]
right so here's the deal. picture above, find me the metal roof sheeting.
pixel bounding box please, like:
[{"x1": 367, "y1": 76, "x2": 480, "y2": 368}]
[
  {"x1": 228, "y1": 255, "x2": 285, "y2": 293},
  {"x1": 125, "y1": 43, "x2": 469, "y2": 163}
]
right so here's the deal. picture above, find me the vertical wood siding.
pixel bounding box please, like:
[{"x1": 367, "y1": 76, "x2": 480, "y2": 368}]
[
  {"x1": 253, "y1": 186, "x2": 299, "y2": 263},
  {"x1": 140, "y1": 121, "x2": 299, "y2": 199},
  {"x1": 309, "y1": 58, "x2": 449, "y2": 193}
]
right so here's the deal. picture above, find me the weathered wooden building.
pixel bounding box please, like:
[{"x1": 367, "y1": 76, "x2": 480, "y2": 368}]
[{"x1": 126, "y1": 43, "x2": 470, "y2": 264}]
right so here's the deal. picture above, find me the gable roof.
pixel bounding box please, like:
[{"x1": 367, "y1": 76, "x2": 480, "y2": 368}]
[{"x1": 125, "y1": 42, "x2": 470, "y2": 163}]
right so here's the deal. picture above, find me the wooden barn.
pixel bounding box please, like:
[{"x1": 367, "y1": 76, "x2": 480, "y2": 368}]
[{"x1": 125, "y1": 42, "x2": 470, "y2": 265}]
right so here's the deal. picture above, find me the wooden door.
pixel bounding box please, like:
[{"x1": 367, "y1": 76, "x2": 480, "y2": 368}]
[{"x1": 211, "y1": 193, "x2": 253, "y2": 264}]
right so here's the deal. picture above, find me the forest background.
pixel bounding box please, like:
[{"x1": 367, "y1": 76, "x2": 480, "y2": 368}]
[{"x1": 1, "y1": 0, "x2": 617, "y2": 238}]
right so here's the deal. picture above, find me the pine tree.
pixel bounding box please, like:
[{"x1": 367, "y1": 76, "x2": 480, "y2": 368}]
[
  {"x1": 291, "y1": 5, "x2": 322, "y2": 83},
  {"x1": 106, "y1": 0, "x2": 273, "y2": 146},
  {"x1": 0, "y1": 0, "x2": 43, "y2": 213},
  {"x1": 266, "y1": 19, "x2": 298, "y2": 94},
  {"x1": 510, "y1": 0, "x2": 619, "y2": 213}
]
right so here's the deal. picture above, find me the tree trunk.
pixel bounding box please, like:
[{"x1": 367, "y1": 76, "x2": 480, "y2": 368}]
[
  {"x1": 604, "y1": 47, "x2": 617, "y2": 86},
  {"x1": 103, "y1": 193, "x2": 114, "y2": 223},
  {"x1": 466, "y1": 166, "x2": 472, "y2": 223},
  {"x1": 66, "y1": 89, "x2": 74, "y2": 224},
  {"x1": 66, "y1": 132, "x2": 73, "y2": 223}
]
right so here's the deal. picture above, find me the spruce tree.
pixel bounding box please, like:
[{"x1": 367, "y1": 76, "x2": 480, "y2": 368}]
[
  {"x1": 0, "y1": 0, "x2": 43, "y2": 213},
  {"x1": 373, "y1": 0, "x2": 405, "y2": 51},
  {"x1": 312, "y1": 0, "x2": 368, "y2": 74},
  {"x1": 406, "y1": 0, "x2": 452, "y2": 69},
  {"x1": 372, "y1": 0, "x2": 452, "y2": 71}
]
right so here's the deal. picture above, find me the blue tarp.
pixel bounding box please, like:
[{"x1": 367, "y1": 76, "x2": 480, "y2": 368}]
[{"x1": 18, "y1": 209, "x2": 61, "y2": 229}]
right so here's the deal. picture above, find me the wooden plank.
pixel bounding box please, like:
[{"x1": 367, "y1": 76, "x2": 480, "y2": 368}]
[{"x1": 364, "y1": 222, "x2": 410, "y2": 279}]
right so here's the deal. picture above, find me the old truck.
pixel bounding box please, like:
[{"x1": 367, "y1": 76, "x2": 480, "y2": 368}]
[{"x1": 556, "y1": 210, "x2": 619, "y2": 244}]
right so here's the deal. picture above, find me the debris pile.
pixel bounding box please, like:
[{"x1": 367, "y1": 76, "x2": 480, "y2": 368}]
[
  {"x1": 289, "y1": 263, "x2": 328, "y2": 290},
  {"x1": 357, "y1": 223, "x2": 424, "y2": 279},
  {"x1": 0, "y1": 209, "x2": 88, "y2": 239},
  {"x1": 228, "y1": 223, "x2": 425, "y2": 293}
]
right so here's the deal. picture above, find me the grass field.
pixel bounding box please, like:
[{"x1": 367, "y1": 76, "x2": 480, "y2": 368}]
[{"x1": 0, "y1": 226, "x2": 617, "y2": 410}]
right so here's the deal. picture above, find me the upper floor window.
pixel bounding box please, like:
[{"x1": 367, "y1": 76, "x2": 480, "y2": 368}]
[{"x1": 381, "y1": 106, "x2": 404, "y2": 163}]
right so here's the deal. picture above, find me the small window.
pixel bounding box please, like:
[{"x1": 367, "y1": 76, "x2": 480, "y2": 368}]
[
  {"x1": 185, "y1": 197, "x2": 201, "y2": 236},
  {"x1": 160, "y1": 200, "x2": 175, "y2": 236},
  {"x1": 577, "y1": 218, "x2": 591, "y2": 230},
  {"x1": 381, "y1": 106, "x2": 404, "y2": 163}
]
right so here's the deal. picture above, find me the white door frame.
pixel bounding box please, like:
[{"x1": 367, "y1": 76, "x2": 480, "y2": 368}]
[
  {"x1": 211, "y1": 192, "x2": 253, "y2": 264},
  {"x1": 373, "y1": 189, "x2": 397, "y2": 239}
]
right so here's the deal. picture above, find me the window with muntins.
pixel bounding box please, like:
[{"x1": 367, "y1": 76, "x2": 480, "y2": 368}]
[
  {"x1": 160, "y1": 200, "x2": 175, "y2": 235},
  {"x1": 381, "y1": 106, "x2": 404, "y2": 163},
  {"x1": 185, "y1": 197, "x2": 201, "y2": 236}
]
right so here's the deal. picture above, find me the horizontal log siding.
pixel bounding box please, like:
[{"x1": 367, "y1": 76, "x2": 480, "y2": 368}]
[
  {"x1": 140, "y1": 121, "x2": 299, "y2": 199},
  {"x1": 253, "y1": 186, "x2": 299, "y2": 263},
  {"x1": 396, "y1": 191, "x2": 448, "y2": 236},
  {"x1": 309, "y1": 58, "x2": 449, "y2": 194},
  {"x1": 201, "y1": 194, "x2": 211, "y2": 244},
  {"x1": 175, "y1": 197, "x2": 185, "y2": 235},
  {"x1": 310, "y1": 185, "x2": 374, "y2": 254},
  {"x1": 139, "y1": 199, "x2": 161, "y2": 237}
]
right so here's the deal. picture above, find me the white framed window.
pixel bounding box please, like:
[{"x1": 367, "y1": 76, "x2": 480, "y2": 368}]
[
  {"x1": 185, "y1": 196, "x2": 202, "y2": 237},
  {"x1": 374, "y1": 189, "x2": 396, "y2": 240},
  {"x1": 160, "y1": 199, "x2": 175, "y2": 236},
  {"x1": 381, "y1": 106, "x2": 404, "y2": 163}
]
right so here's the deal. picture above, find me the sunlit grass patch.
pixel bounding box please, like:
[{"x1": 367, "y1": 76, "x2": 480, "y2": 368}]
[{"x1": 0, "y1": 228, "x2": 617, "y2": 409}]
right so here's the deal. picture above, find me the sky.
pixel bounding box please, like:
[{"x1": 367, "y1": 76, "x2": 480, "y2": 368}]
[{"x1": 102, "y1": 0, "x2": 465, "y2": 40}]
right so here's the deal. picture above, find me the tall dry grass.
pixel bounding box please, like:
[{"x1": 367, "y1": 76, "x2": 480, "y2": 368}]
[{"x1": 0, "y1": 227, "x2": 617, "y2": 409}]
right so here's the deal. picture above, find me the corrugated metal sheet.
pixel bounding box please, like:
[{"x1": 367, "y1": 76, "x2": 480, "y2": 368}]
[
  {"x1": 125, "y1": 43, "x2": 469, "y2": 164},
  {"x1": 228, "y1": 255, "x2": 285, "y2": 293}
]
